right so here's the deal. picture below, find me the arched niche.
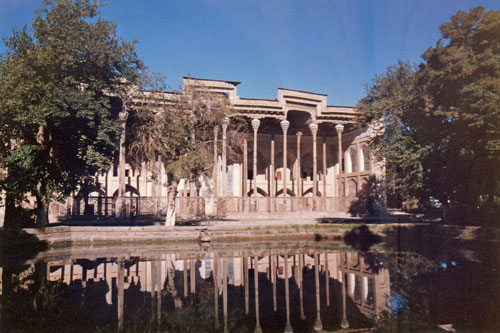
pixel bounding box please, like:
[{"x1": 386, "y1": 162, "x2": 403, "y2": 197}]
[
  {"x1": 302, "y1": 187, "x2": 322, "y2": 197},
  {"x1": 361, "y1": 144, "x2": 370, "y2": 171},
  {"x1": 276, "y1": 188, "x2": 296, "y2": 197},
  {"x1": 247, "y1": 187, "x2": 268, "y2": 197},
  {"x1": 113, "y1": 185, "x2": 140, "y2": 197}
]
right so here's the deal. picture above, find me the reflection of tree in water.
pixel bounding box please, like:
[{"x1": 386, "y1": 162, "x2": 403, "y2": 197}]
[
  {"x1": 2, "y1": 263, "x2": 114, "y2": 332},
  {"x1": 374, "y1": 247, "x2": 500, "y2": 332}
]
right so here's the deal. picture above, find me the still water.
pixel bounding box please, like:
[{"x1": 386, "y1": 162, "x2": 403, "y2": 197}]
[{"x1": 1, "y1": 234, "x2": 499, "y2": 332}]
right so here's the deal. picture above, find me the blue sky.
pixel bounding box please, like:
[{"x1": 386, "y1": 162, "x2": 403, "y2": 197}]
[{"x1": 1, "y1": 0, "x2": 499, "y2": 106}]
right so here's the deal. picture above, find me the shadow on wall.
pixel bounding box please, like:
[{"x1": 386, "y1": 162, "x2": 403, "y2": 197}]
[{"x1": 348, "y1": 176, "x2": 386, "y2": 217}]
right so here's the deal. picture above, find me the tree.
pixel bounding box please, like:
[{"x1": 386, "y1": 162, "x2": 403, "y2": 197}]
[
  {"x1": 0, "y1": 0, "x2": 143, "y2": 227},
  {"x1": 127, "y1": 81, "x2": 247, "y2": 226},
  {"x1": 358, "y1": 7, "x2": 500, "y2": 222},
  {"x1": 418, "y1": 7, "x2": 500, "y2": 221},
  {"x1": 357, "y1": 61, "x2": 430, "y2": 209}
]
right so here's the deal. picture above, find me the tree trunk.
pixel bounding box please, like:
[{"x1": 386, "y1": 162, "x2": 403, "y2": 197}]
[
  {"x1": 3, "y1": 193, "x2": 18, "y2": 230},
  {"x1": 165, "y1": 179, "x2": 178, "y2": 227},
  {"x1": 36, "y1": 194, "x2": 50, "y2": 227},
  {"x1": 83, "y1": 194, "x2": 92, "y2": 216},
  {"x1": 166, "y1": 256, "x2": 182, "y2": 308}
]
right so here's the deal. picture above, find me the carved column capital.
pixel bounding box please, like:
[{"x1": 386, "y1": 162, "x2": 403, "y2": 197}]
[
  {"x1": 335, "y1": 123, "x2": 344, "y2": 134},
  {"x1": 222, "y1": 116, "x2": 230, "y2": 131},
  {"x1": 309, "y1": 122, "x2": 318, "y2": 136},
  {"x1": 296, "y1": 131, "x2": 303, "y2": 138},
  {"x1": 251, "y1": 118, "x2": 261, "y2": 132},
  {"x1": 280, "y1": 119, "x2": 290, "y2": 132},
  {"x1": 118, "y1": 110, "x2": 129, "y2": 122}
]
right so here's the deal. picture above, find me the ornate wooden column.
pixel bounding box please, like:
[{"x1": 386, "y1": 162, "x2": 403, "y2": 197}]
[
  {"x1": 117, "y1": 110, "x2": 128, "y2": 216},
  {"x1": 296, "y1": 132, "x2": 302, "y2": 197},
  {"x1": 243, "y1": 138, "x2": 248, "y2": 197},
  {"x1": 323, "y1": 138, "x2": 327, "y2": 197},
  {"x1": 309, "y1": 122, "x2": 318, "y2": 198},
  {"x1": 280, "y1": 120, "x2": 290, "y2": 197},
  {"x1": 213, "y1": 126, "x2": 219, "y2": 197},
  {"x1": 251, "y1": 118, "x2": 260, "y2": 197},
  {"x1": 270, "y1": 136, "x2": 275, "y2": 197},
  {"x1": 336, "y1": 124, "x2": 344, "y2": 197},
  {"x1": 222, "y1": 117, "x2": 229, "y2": 197}
]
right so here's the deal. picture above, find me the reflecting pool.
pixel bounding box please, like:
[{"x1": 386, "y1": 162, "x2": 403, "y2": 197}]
[{"x1": 1, "y1": 235, "x2": 499, "y2": 332}]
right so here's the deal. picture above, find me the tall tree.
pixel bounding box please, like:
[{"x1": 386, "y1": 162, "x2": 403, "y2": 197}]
[
  {"x1": 127, "y1": 81, "x2": 247, "y2": 226},
  {"x1": 418, "y1": 6, "x2": 500, "y2": 221},
  {"x1": 0, "y1": 0, "x2": 143, "y2": 227},
  {"x1": 358, "y1": 7, "x2": 500, "y2": 223},
  {"x1": 357, "y1": 61, "x2": 430, "y2": 208}
]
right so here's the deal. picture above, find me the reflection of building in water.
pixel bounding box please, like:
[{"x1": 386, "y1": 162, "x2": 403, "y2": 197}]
[
  {"x1": 339, "y1": 252, "x2": 391, "y2": 324},
  {"x1": 10, "y1": 250, "x2": 390, "y2": 330}
]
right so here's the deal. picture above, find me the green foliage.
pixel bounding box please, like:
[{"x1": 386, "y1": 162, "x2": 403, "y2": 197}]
[
  {"x1": 127, "y1": 80, "x2": 248, "y2": 184},
  {"x1": 358, "y1": 7, "x2": 500, "y2": 222},
  {"x1": 0, "y1": 0, "x2": 144, "y2": 226}
]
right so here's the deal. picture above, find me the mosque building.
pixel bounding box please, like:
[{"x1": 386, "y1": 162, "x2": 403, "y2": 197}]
[{"x1": 66, "y1": 77, "x2": 384, "y2": 217}]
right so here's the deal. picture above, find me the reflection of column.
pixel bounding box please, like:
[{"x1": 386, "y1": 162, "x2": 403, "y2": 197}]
[
  {"x1": 117, "y1": 260, "x2": 124, "y2": 331},
  {"x1": 64, "y1": 264, "x2": 71, "y2": 284},
  {"x1": 105, "y1": 262, "x2": 113, "y2": 305},
  {"x1": 148, "y1": 261, "x2": 154, "y2": 293},
  {"x1": 213, "y1": 126, "x2": 219, "y2": 197},
  {"x1": 244, "y1": 256, "x2": 249, "y2": 315},
  {"x1": 272, "y1": 255, "x2": 277, "y2": 312},
  {"x1": 223, "y1": 258, "x2": 228, "y2": 332},
  {"x1": 82, "y1": 266, "x2": 87, "y2": 287},
  {"x1": 154, "y1": 260, "x2": 161, "y2": 324},
  {"x1": 243, "y1": 139, "x2": 248, "y2": 197},
  {"x1": 296, "y1": 132, "x2": 302, "y2": 197},
  {"x1": 299, "y1": 255, "x2": 305, "y2": 320},
  {"x1": 157, "y1": 262, "x2": 162, "y2": 326},
  {"x1": 190, "y1": 259, "x2": 196, "y2": 294},
  {"x1": 284, "y1": 254, "x2": 293, "y2": 333},
  {"x1": 341, "y1": 271, "x2": 350, "y2": 329},
  {"x1": 281, "y1": 120, "x2": 290, "y2": 197},
  {"x1": 270, "y1": 137, "x2": 275, "y2": 197},
  {"x1": 183, "y1": 259, "x2": 188, "y2": 298},
  {"x1": 254, "y1": 256, "x2": 262, "y2": 333},
  {"x1": 251, "y1": 118, "x2": 260, "y2": 197},
  {"x1": 213, "y1": 256, "x2": 220, "y2": 329},
  {"x1": 336, "y1": 124, "x2": 344, "y2": 197},
  {"x1": 222, "y1": 117, "x2": 229, "y2": 197},
  {"x1": 325, "y1": 253, "x2": 330, "y2": 306},
  {"x1": 309, "y1": 122, "x2": 318, "y2": 198},
  {"x1": 313, "y1": 254, "x2": 322, "y2": 331}
]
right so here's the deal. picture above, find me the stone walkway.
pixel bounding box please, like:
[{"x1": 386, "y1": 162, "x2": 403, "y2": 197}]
[{"x1": 59, "y1": 210, "x2": 418, "y2": 228}]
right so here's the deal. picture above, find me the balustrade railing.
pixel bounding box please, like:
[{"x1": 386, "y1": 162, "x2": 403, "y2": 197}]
[{"x1": 67, "y1": 195, "x2": 357, "y2": 217}]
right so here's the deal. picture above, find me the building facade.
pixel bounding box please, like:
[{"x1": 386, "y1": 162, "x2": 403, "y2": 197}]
[{"x1": 65, "y1": 77, "x2": 383, "y2": 218}]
